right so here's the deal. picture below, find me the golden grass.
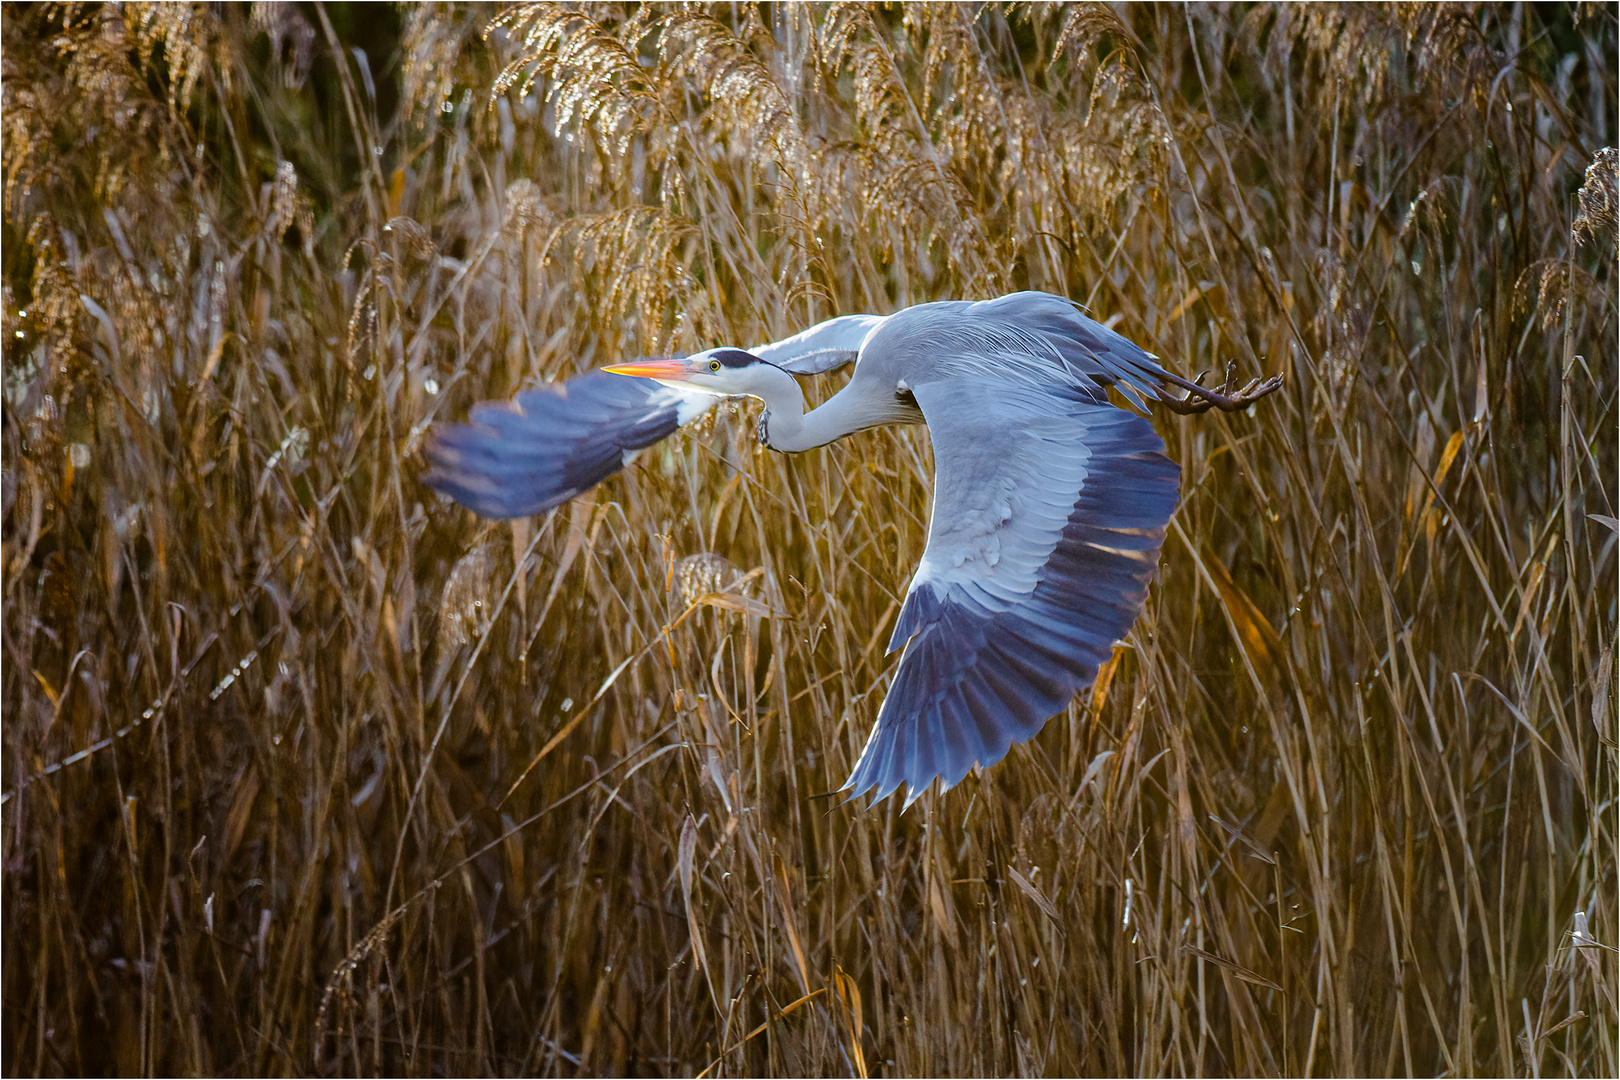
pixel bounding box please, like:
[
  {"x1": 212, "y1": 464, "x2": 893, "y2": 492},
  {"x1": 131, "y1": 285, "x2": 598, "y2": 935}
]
[{"x1": 3, "y1": 3, "x2": 1615, "y2": 1075}]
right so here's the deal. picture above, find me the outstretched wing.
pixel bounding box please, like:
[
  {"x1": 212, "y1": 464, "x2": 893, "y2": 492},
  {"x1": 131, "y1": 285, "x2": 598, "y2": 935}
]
[
  {"x1": 424, "y1": 368, "x2": 718, "y2": 519},
  {"x1": 425, "y1": 314, "x2": 885, "y2": 519},
  {"x1": 842, "y1": 377, "x2": 1179, "y2": 806},
  {"x1": 751, "y1": 313, "x2": 886, "y2": 375}
]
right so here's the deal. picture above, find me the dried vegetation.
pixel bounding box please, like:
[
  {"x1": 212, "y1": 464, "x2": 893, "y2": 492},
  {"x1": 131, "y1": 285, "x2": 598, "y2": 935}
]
[{"x1": 3, "y1": 3, "x2": 1616, "y2": 1075}]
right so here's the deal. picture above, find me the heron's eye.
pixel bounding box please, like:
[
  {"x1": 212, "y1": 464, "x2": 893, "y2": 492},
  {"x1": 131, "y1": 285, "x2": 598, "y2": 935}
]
[{"x1": 709, "y1": 359, "x2": 721, "y2": 372}]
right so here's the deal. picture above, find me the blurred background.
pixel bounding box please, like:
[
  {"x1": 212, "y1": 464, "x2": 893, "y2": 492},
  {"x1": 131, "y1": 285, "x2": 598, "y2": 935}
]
[{"x1": 2, "y1": 3, "x2": 1615, "y2": 1075}]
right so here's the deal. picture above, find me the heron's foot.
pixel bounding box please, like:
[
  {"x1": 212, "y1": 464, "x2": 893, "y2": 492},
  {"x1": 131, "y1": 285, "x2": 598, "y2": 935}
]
[{"x1": 1155, "y1": 361, "x2": 1285, "y2": 414}]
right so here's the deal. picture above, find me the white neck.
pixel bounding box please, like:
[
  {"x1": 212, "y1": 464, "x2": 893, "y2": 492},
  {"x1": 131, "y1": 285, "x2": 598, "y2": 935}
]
[{"x1": 737, "y1": 365, "x2": 862, "y2": 453}]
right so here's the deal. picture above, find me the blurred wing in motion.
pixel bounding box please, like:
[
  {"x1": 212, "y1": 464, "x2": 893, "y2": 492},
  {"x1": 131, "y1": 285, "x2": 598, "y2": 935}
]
[
  {"x1": 842, "y1": 377, "x2": 1179, "y2": 806},
  {"x1": 424, "y1": 368, "x2": 719, "y2": 519},
  {"x1": 751, "y1": 313, "x2": 886, "y2": 375},
  {"x1": 424, "y1": 315, "x2": 886, "y2": 519}
]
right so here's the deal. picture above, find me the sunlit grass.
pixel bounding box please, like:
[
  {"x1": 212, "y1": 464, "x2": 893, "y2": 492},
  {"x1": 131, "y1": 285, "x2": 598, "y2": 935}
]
[{"x1": 3, "y1": 4, "x2": 1615, "y2": 1075}]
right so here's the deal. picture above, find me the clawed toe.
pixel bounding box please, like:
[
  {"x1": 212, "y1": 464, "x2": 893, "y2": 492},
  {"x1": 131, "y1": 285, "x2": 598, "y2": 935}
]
[{"x1": 1153, "y1": 365, "x2": 1285, "y2": 414}]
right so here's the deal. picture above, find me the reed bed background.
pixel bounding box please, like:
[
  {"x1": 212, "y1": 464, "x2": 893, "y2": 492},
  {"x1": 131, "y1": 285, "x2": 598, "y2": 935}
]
[{"x1": 3, "y1": 3, "x2": 1615, "y2": 1075}]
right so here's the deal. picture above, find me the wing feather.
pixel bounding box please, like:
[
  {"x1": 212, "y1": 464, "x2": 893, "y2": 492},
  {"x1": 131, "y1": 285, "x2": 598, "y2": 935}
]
[
  {"x1": 874, "y1": 721, "x2": 910, "y2": 803},
  {"x1": 750, "y1": 313, "x2": 886, "y2": 374},
  {"x1": 967, "y1": 292, "x2": 1175, "y2": 410},
  {"x1": 843, "y1": 378, "x2": 1178, "y2": 804},
  {"x1": 424, "y1": 368, "x2": 718, "y2": 519},
  {"x1": 937, "y1": 695, "x2": 981, "y2": 788}
]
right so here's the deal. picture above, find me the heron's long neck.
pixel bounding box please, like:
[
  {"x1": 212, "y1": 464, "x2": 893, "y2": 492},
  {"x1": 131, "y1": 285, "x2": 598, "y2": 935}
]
[{"x1": 750, "y1": 366, "x2": 861, "y2": 453}]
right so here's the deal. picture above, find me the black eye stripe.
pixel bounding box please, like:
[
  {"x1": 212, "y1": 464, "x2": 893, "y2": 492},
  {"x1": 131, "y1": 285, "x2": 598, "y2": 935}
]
[{"x1": 708, "y1": 349, "x2": 761, "y2": 369}]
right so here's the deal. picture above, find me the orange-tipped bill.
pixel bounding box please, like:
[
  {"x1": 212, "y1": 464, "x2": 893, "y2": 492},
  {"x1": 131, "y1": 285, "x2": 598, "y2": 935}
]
[{"x1": 601, "y1": 357, "x2": 692, "y2": 381}]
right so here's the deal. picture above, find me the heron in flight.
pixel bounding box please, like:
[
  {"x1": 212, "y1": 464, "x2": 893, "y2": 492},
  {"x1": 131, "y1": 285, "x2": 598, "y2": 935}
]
[{"x1": 425, "y1": 291, "x2": 1280, "y2": 806}]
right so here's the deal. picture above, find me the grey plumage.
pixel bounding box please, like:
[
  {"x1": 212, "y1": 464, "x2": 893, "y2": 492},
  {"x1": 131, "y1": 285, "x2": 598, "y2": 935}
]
[
  {"x1": 424, "y1": 291, "x2": 1280, "y2": 805},
  {"x1": 424, "y1": 368, "x2": 716, "y2": 519}
]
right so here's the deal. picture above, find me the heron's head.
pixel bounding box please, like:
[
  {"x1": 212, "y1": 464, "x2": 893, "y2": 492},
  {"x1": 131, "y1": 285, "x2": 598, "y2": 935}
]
[{"x1": 602, "y1": 348, "x2": 777, "y2": 395}]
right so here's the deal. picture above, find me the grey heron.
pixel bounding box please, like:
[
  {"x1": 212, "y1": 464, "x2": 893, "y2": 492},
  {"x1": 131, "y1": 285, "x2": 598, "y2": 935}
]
[{"x1": 425, "y1": 291, "x2": 1280, "y2": 806}]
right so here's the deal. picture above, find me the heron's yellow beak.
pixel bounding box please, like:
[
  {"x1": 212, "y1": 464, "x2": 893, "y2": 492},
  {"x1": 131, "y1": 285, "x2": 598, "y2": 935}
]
[{"x1": 601, "y1": 358, "x2": 692, "y2": 380}]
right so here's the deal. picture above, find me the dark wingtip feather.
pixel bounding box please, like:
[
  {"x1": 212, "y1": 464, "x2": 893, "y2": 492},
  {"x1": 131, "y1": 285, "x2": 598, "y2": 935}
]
[{"x1": 423, "y1": 368, "x2": 716, "y2": 519}]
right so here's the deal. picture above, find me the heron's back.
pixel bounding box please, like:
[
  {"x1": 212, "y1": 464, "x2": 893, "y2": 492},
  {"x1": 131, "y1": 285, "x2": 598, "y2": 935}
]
[{"x1": 854, "y1": 292, "x2": 1169, "y2": 405}]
